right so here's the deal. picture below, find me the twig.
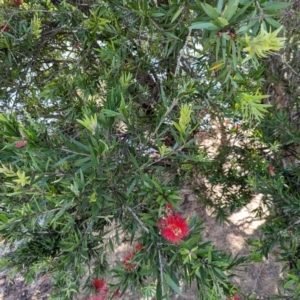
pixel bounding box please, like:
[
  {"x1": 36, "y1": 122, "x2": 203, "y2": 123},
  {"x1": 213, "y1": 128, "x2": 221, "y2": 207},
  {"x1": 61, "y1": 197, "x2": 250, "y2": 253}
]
[
  {"x1": 282, "y1": 60, "x2": 300, "y2": 78},
  {"x1": 158, "y1": 246, "x2": 165, "y2": 297},
  {"x1": 125, "y1": 205, "x2": 149, "y2": 233},
  {"x1": 252, "y1": 261, "x2": 265, "y2": 293},
  {"x1": 149, "y1": 99, "x2": 179, "y2": 139},
  {"x1": 150, "y1": 7, "x2": 187, "y2": 33},
  {"x1": 175, "y1": 28, "x2": 191, "y2": 76},
  {"x1": 148, "y1": 29, "x2": 192, "y2": 138},
  {"x1": 61, "y1": 147, "x2": 91, "y2": 157}
]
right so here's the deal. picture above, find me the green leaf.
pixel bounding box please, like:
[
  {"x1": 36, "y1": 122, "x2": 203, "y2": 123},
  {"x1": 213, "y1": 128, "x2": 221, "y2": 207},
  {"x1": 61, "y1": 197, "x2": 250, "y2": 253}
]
[
  {"x1": 265, "y1": 17, "x2": 282, "y2": 28},
  {"x1": 208, "y1": 247, "x2": 212, "y2": 263},
  {"x1": 164, "y1": 32, "x2": 180, "y2": 40},
  {"x1": 189, "y1": 22, "x2": 219, "y2": 30},
  {"x1": 223, "y1": 0, "x2": 239, "y2": 21},
  {"x1": 13, "y1": 170, "x2": 30, "y2": 187},
  {"x1": 70, "y1": 138, "x2": 90, "y2": 152},
  {"x1": 167, "y1": 194, "x2": 182, "y2": 201},
  {"x1": 160, "y1": 86, "x2": 169, "y2": 108},
  {"x1": 200, "y1": 3, "x2": 219, "y2": 19},
  {"x1": 211, "y1": 17, "x2": 229, "y2": 28},
  {"x1": 77, "y1": 114, "x2": 98, "y2": 135},
  {"x1": 171, "y1": 6, "x2": 184, "y2": 23},
  {"x1": 217, "y1": 0, "x2": 224, "y2": 13},
  {"x1": 173, "y1": 122, "x2": 183, "y2": 134},
  {"x1": 185, "y1": 234, "x2": 202, "y2": 247},
  {"x1": 230, "y1": 0, "x2": 254, "y2": 23},
  {"x1": 262, "y1": 2, "x2": 292, "y2": 10},
  {"x1": 151, "y1": 12, "x2": 165, "y2": 17},
  {"x1": 284, "y1": 279, "x2": 295, "y2": 289},
  {"x1": 53, "y1": 155, "x2": 76, "y2": 168},
  {"x1": 102, "y1": 109, "x2": 120, "y2": 117},
  {"x1": 127, "y1": 179, "x2": 137, "y2": 196},
  {"x1": 232, "y1": 41, "x2": 237, "y2": 69},
  {"x1": 163, "y1": 272, "x2": 184, "y2": 296},
  {"x1": 0, "y1": 214, "x2": 8, "y2": 222}
]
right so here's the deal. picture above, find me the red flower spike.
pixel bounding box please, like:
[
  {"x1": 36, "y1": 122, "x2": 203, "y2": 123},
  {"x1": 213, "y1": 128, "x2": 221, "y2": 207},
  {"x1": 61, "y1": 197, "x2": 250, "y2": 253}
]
[
  {"x1": 93, "y1": 278, "x2": 108, "y2": 293},
  {"x1": 122, "y1": 252, "x2": 136, "y2": 271},
  {"x1": 232, "y1": 295, "x2": 241, "y2": 300},
  {"x1": 134, "y1": 243, "x2": 145, "y2": 252},
  {"x1": 15, "y1": 140, "x2": 27, "y2": 148},
  {"x1": 158, "y1": 213, "x2": 189, "y2": 243}
]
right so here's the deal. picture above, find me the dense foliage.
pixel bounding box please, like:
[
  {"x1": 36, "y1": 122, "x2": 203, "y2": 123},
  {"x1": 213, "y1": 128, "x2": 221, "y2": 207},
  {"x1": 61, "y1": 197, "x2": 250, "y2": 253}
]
[{"x1": 0, "y1": 0, "x2": 299, "y2": 299}]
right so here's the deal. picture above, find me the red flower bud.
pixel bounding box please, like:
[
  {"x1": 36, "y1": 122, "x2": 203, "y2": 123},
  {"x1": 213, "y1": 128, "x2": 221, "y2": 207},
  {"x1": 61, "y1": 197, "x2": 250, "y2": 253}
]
[
  {"x1": 134, "y1": 243, "x2": 145, "y2": 252},
  {"x1": 267, "y1": 165, "x2": 276, "y2": 176},
  {"x1": 15, "y1": 140, "x2": 27, "y2": 148},
  {"x1": 93, "y1": 278, "x2": 108, "y2": 293},
  {"x1": 122, "y1": 251, "x2": 136, "y2": 271},
  {"x1": 166, "y1": 203, "x2": 173, "y2": 210},
  {"x1": 14, "y1": 0, "x2": 23, "y2": 6}
]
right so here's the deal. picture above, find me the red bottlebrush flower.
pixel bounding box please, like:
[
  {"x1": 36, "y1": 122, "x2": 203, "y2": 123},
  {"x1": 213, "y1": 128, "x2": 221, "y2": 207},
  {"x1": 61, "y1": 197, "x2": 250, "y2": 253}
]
[
  {"x1": 122, "y1": 251, "x2": 136, "y2": 271},
  {"x1": 134, "y1": 243, "x2": 145, "y2": 252},
  {"x1": 232, "y1": 295, "x2": 241, "y2": 300},
  {"x1": 158, "y1": 213, "x2": 189, "y2": 243},
  {"x1": 93, "y1": 278, "x2": 108, "y2": 293},
  {"x1": 15, "y1": 140, "x2": 27, "y2": 148}
]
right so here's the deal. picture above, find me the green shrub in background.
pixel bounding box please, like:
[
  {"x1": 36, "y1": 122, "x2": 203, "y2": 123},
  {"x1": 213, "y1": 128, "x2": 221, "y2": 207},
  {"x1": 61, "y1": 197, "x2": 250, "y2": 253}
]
[{"x1": 0, "y1": 0, "x2": 299, "y2": 299}]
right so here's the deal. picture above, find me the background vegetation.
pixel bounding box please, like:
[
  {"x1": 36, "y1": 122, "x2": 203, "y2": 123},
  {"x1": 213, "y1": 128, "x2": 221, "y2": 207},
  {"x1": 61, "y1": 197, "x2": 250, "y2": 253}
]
[{"x1": 0, "y1": 0, "x2": 299, "y2": 299}]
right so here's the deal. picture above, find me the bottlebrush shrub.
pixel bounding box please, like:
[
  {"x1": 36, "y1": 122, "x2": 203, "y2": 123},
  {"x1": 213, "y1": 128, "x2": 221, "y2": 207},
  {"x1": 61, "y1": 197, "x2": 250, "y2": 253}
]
[
  {"x1": 0, "y1": 0, "x2": 289, "y2": 299},
  {"x1": 0, "y1": 109, "x2": 245, "y2": 300}
]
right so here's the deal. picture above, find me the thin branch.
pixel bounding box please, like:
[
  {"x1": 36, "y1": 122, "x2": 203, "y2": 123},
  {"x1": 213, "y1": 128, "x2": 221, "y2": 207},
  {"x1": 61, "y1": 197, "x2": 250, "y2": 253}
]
[
  {"x1": 125, "y1": 205, "x2": 149, "y2": 233},
  {"x1": 252, "y1": 261, "x2": 265, "y2": 293},
  {"x1": 282, "y1": 60, "x2": 300, "y2": 78},
  {"x1": 150, "y1": 7, "x2": 187, "y2": 33},
  {"x1": 150, "y1": 98, "x2": 180, "y2": 139},
  {"x1": 175, "y1": 28, "x2": 192, "y2": 76},
  {"x1": 158, "y1": 246, "x2": 165, "y2": 297},
  {"x1": 61, "y1": 147, "x2": 91, "y2": 157}
]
